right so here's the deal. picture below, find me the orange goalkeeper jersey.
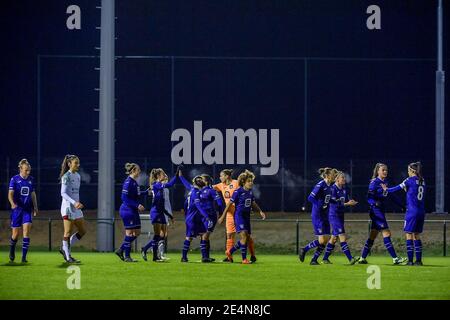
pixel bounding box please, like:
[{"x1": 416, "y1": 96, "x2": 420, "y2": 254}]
[{"x1": 213, "y1": 180, "x2": 239, "y2": 208}]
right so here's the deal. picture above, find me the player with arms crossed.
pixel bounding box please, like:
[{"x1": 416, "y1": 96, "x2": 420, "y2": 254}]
[
  {"x1": 382, "y1": 162, "x2": 426, "y2": 266},
  {"x1": 8, "y1": 159, "x2": 38, "y2": 263},
  {"x1": 59, "y1": 155, "x2": 86, "y2": 263},
  {"x1": 219, "y1": 170, "x2": 266, "y2": 264}
]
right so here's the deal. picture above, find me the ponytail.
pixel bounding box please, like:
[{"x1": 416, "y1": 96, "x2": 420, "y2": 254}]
[
  {"x1": 318, "y1": 167, "x2": 337, "y2": 180},
  {"x1": 201, "y1": 174, "x2": 213, "y2": 186},
  {"x1": 59, "y1": 154, "x2": 78, "y2": 180},
  {"x1": 409, "y1": 162, "x2": 424, "y2": 184},
  {"x1": 192, "y1": 175, "x2": 205, "y2": 188},
  {"x1": 149, "y1": 168, "x2": 164, "y2": 189},
  {"x1": 18, "y1": 158, "x2": 30, "y2": 170},
  {"x1": 334, "y1": 170, "x2": 345, "y2": 181},
  {"x1": 220, "y1": 169, "x2": 233, "y2": 178},
  {"x1": 371, "y1": 163, "x2": 387, "y2": 180},
  {"x1": 125, "y1": 162, "x2": 138, "y2": 175}
]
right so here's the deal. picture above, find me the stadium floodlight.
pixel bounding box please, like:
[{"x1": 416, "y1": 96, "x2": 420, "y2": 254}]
[{"x1": 97, "y1": 0, "x2": 115, "y2": 251}]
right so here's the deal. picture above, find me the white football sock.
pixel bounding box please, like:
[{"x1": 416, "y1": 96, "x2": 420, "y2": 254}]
[{"x1": 62, "y1": 240, "x2": 71, "y2": 258}]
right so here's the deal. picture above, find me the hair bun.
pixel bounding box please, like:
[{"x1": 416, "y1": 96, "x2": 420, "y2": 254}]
[{"x1": 18, "y1": 159, "x2": 30, "y2": 168}]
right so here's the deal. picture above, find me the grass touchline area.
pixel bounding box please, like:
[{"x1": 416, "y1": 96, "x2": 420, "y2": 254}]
[{"x1": 0, "y1": 252, "x2": 449, "y2": 300}]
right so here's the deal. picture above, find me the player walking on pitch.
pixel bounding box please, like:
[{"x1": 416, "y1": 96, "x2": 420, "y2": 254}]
[
  {"x1": 8, "y1": 159, "x2": 38, "y2": 263},
  {"x1": 59, "y1": 154, "x2": 86, "y2": 263}
]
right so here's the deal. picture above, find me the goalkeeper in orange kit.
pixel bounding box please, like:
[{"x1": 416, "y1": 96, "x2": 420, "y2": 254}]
[{"x1": 213, "y1": 169, "x2": 257, "y2": 263}]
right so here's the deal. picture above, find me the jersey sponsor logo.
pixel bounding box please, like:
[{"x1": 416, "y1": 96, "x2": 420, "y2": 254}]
[
  {"x1": 20, "y1": 186, "x2": 30, "y2": 196},
  {"x1": 245, "y1": 198, "x2": 252, "y2": 207},
  {"x1": 224, "y1": 191, "x2": 230, "y2": 198}
]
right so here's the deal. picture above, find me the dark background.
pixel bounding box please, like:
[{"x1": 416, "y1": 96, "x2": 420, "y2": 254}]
[{"x1": 0, "y1": 0, "x2": 449, "y2": 213}]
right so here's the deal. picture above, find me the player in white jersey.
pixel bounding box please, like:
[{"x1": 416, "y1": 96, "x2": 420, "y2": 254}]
[{"x1": 58, "y1": 154, "x2": 86, "y2": 263}]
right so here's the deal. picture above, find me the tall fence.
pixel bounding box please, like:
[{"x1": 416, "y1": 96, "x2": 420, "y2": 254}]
[
  {"x1": 0, "y1": 217, "x2": 447, "y2": 257},
  {"x1": 2, "y1": 54, "x2": 449, "y2": 213},
  {"x1": 0, "y1": 156, "x2": 446, "y2": 214}
]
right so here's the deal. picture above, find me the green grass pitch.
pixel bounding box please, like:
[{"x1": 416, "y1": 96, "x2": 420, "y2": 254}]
[{"x1": 0, "y1": 252, "x2": 449, "y2": 300}]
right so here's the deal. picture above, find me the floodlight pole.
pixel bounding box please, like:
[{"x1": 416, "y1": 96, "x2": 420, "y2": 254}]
[
  {"x1": 435, "y1": 0, "x2": 446, "y2": 214},
  {"x1": 97, "y1": 0, "x2": 115, "y2": 251}
]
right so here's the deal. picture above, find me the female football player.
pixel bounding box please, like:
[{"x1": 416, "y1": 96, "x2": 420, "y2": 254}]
[
  {"x1": 199, "y1": 174, "x2": 224, "y2": 261},
  {"x1": 213, "y1": 169, "x2": 257, "y2": 262},
  {"x1": 382, "y1": 162, "x2": 425, "y2": 266},
  {"x1": 179, "y1": 170, "x2": 213, "y2": 262},
  {"x1": 8, "y1": 159, "x2": 38, "y2": 263},
  {"x1": 219, "y1": 170, "x2": 266, "y2": 264},
  {"x1": 358, "y1": 163, "x2": 406, "y2": 265},
  {"x1": 59, "y1": 154, "x2": 86, "y2": 263},
  {"x1": 158, "y1": 175, "x2": 175, "y2": 261},
  {"x1": 299, "y1": 168, "x2": 336, "y2": 265},
  {"x1": 115, "y1": 163, "x2": 145, "y2": 262},
  {"x1": 141, "y1": 168, "x2": 177, "y2": 262},
  {"x1": 321, "y1": 171, "x2": 358, "y2": 265}
]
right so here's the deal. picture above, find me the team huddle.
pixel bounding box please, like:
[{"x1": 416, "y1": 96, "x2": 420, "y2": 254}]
[
  {"x1": 6, "y1": 156, "x2": 426, "y2": 266},
  {"x1": 299, "y1": 162, "x2": 426, "y2": 266},
  {"x1": 115, "y1": 164, "x2": 265, "y2": 264}
]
